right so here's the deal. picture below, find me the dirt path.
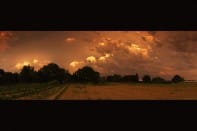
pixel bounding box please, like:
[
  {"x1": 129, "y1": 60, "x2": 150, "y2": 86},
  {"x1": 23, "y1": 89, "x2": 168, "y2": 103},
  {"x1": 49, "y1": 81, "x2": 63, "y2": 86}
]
[
  {"x1": 57, "y1": 84, "x2": 90, "y2": 100},
  {"x1": 54, "y1": 85, "x2": 70, "y2": 100}
]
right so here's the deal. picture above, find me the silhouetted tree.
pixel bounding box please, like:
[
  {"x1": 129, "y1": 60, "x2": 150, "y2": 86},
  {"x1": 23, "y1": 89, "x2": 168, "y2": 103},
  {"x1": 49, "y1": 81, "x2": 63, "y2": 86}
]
[
  {"x1": 142, "y1": 75, "x2": 151, "y2": 83},
  {"x1": 3, "y1": 72, "x2": 19, "y2": 84},
  {"x1": 72, "y1": 66, "x2": 100, "y2": 83},
  {"x1": 12, "y1": 72, "x2": 19, "y2": 83},
  {"x1": 38, "y1": 63, "x2": 70, "y2": 84},
  {"x1": 56, "y1": 68, "x2": 71, "y2": 84},
  {"x1": 0, "y1": 69, "x2": 5, "y2": 84},
  {"x1": 19, "y1": 66, "x2": 37, "y2": 83},
  {"x1": 99, "y1": 76, "x2": 107, "y2": 83},
  {"x1": 122, "y1": 73, "x2": 139, "y2": 82},
  {"x1": 172, "y1": 75, "x2": 184, "y2": 83},
  {"x1": 64, "y1": 71, "x2": 72, "y2": 82},
  {"x1": 0, "y1": 69, "x2": 19, "y2": 84},
  {"x1": 107, "y1": 74, "x2": 122, "y2": 82},
  {"x1": 152, "y1": 77, "x2": 166, "y2": 83},
  {"x1": 0, "y1": 62, "x2": 188, "y2": 86}
]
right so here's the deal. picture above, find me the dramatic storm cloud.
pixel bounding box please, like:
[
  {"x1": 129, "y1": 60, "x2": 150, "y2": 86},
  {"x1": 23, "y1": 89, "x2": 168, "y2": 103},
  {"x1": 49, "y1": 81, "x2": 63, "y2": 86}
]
[{"x1": 0, "y1": 31, "x2": 197, "y2": 80}]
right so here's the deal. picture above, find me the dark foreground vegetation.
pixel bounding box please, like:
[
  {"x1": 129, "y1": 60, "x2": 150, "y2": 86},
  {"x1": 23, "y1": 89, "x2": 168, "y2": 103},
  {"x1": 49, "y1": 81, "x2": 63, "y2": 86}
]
[{"x1": 0, "y1": 63, "x2": 184, "y2": 85}]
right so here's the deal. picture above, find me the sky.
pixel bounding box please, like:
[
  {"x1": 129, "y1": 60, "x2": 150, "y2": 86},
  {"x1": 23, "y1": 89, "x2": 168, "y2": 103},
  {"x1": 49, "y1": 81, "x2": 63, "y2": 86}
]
[{"x1": 0, "y1": 31, "x2": 197, "y2": 80}]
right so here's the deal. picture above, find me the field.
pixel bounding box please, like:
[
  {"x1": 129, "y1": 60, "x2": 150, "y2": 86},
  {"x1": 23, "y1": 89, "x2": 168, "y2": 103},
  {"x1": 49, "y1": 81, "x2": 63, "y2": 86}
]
[{"x1": 0, "y1": 82, "x2": 197, "y2": 100}]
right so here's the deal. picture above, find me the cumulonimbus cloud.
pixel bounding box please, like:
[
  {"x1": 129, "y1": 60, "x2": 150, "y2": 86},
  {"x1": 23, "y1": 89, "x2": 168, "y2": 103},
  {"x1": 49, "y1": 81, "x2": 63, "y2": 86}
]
[{"x1": 68, "y1": 31, "x2": 197, "y2": 80}]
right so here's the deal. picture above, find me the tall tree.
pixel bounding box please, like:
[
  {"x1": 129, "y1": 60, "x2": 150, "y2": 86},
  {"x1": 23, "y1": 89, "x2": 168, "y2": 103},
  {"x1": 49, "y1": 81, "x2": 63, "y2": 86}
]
[
  {"x1": 19, "y1": 66, "x2": 36, "y2": 83},
  {"x1": 72, "y1": 66, "x2": 100, "y2": 83},
  {"x1": 38, "y1": 63, "x2": 70, "y2": 83}
]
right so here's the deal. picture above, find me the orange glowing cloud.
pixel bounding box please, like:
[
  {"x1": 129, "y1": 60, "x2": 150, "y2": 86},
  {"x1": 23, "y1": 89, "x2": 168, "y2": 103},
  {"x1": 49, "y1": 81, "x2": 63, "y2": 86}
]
[
  {"x1": 143, "y1": 35, "x2": 154, "y2": 42},
  {"x1": 15, "y1": 59, "x2": 50, "y2": 71},
  {"x1": 15, "y1": 61, "x2": 30, "y2": 70},
  {"x1": 69, "y1": 61, "x2": 84, "y2": 67},
  {"x1": 33, "y1": 59, "x2": 38, "y2": 64},
  {"x1": 98, "y1": 53, "x2": 112, "y2": 62},
  {"x1": 65, "y1": 37, "x2": 75, "y2": 42},
  {"x1": 86, "y1": 56, "x2": 97, "y2": 63},
  {"x1": 98, "y1": 42, "x2": 105, "y2": 46},
  {"x1": 127, "y1": 43, "x2": 149, "y2": 58}
]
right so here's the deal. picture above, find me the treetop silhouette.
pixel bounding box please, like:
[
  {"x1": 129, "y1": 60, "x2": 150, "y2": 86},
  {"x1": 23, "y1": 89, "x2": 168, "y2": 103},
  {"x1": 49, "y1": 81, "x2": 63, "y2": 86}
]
[{"x1": 0, "y1": 63, "x2": 185, "y2": 85}]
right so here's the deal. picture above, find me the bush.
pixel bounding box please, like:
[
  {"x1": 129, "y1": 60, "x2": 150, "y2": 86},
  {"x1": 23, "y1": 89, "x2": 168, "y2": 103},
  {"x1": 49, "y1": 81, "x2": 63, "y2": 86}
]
[
  {"x1": 122, "y1": 74, "x2": 139, "y2": 82},
  {"x1": 152, "y1": 77, "x2": 166, "y2": 83},
  {"x1": 142, "y1": 75, "x2": 151, "y2": 83},
  {"x1": 172, "y1": 75, "x2": 184, "y2": 83},
  {"x1": 107, "y1": 74, "x2": 122, "y2": 82}
]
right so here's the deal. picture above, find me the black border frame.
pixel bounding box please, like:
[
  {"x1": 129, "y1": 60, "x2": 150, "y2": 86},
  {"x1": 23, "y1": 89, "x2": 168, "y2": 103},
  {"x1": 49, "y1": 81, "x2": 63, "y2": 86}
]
[{"x1": 1, "y1": 1, "x2": 197, "y2": 130}]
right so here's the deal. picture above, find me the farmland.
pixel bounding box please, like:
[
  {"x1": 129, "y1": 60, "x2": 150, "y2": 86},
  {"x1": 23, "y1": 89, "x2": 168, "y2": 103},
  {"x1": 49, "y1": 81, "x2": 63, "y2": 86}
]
[{"x1": 1, "y1": 82, "x2": 197, "y2": 100}]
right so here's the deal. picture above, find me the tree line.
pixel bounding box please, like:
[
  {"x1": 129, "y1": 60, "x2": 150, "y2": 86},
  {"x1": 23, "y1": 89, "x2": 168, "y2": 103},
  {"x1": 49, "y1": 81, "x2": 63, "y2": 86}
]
[
  {"x1": 104, "y1": 74, "x2": 184, "y2": 83},
  {"x1": 0, "y1": 63, "x2": 184, "y2": 85}
]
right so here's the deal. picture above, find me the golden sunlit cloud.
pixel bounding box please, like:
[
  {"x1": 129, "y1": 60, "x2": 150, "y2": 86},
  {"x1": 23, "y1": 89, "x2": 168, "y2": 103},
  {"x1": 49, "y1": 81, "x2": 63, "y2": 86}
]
[
  {"x1": 65, "y1": 37, "x2": 75, "y2": 42},
  {"x1": 105, "y1": 53, "x2": 111, "y2": 57},
  {"x1": 15, "y1": 63, "x2": 23, "y2": 70},
  {"x1": 98, "y1": 42, "x2": 105, "y2": 46},
  {"x1": 69, "y1": 61, "x2": 84, "y2": 67},
  {"x1": 98, "y1": 53, "x2": 112, "y2": 62},
  {"x1": 23, "y1": 61, "x2": 30, "y2": 66},
  {"x1": 69, "y1": 60, "x2": 85, "y2": 73},
  {"x1": 33, "y1": 59, "x2": 38, "y2": 64},
  {"x1": 15, "y1": 61, "x2": 30, "y2": 70},
  {"x1": 143, "y1": 35, "x2": 154, "y2": 42},
  {"x1": 15, "y1": 59, "x2": 50, "y2": 71},
  {"x1": 86, "y1": 56, "x2": 96, "y2": 63},
  {"x1": 98, "y1": 56, "x2": 106, "y2": 61},
  {"x1": 127, "y1": 43, "x2": 149, "y2": 58}
]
